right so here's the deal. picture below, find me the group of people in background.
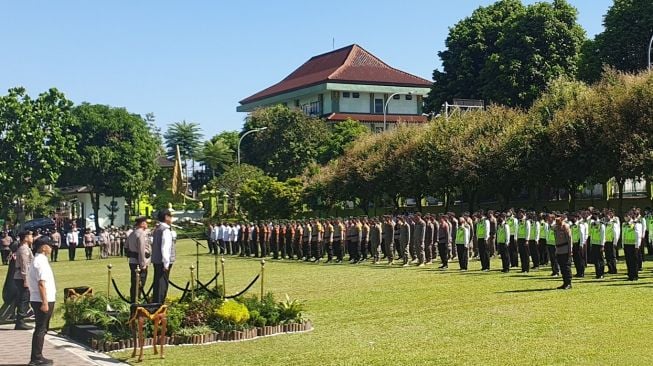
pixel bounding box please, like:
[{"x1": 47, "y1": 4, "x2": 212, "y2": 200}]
[
  {"x1": 1, "y1": 225, "x2": 131, "y2": 264},
  {"x1": 206, "y1": 206, "x2": 651, "y2": 289}
]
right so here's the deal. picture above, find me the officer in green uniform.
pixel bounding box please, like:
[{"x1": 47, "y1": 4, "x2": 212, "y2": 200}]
[
  {"x1": 588, "y1": 214, "x2": 605, "y2": 279},
  {"x1": 621, "y1": 212, "x2": 642, "y2": 281},
  {"x1": 496, "y1": 214, "x2": 511, "y2": 273},
  {"x1": 569, "y1": 214, "x2": 585, "y2": 278}
]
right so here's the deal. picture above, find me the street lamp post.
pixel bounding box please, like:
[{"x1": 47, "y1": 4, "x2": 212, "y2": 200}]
[
  {"x1": 237, "y1": 127, "x2": 269, "y2": 164},
  {"x1": 383, "y1": 91, "x2": 414, "y2": 132}
]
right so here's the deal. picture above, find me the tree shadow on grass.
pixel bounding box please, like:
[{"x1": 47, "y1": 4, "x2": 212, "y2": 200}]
[{"x1": 496, "y1": 288, "x2": 558, "y2": 294}]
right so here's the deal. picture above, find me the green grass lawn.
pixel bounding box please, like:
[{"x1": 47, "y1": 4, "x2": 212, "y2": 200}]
[{"x1": 2, "y1": 240, "x2": 653, "y2": 365}]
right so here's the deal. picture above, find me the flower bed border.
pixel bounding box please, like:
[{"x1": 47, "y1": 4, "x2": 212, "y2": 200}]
[{"x1": 87, "y1": 320, "x2": 313, "y2": 352}]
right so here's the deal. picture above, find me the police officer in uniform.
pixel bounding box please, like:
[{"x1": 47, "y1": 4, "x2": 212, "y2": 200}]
[{"x1": 126, "y1": 217, "x2": 150, "y2": 303}]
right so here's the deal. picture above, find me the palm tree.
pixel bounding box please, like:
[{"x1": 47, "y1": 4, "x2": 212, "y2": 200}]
[
  {"x1": 197, "y1": 139, "x2": 233, "y2": 178},
  {"x1": 164, "y1": 121, "x2": 204, "y2": 193}
]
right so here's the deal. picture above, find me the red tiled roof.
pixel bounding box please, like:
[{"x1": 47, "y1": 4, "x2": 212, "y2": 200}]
[
  {"x1": 326, "y1": 113, "x2": 427, "y2": 124},
  {"x1": 240, "y1": 44, "x2": 432, "y2": 105}
]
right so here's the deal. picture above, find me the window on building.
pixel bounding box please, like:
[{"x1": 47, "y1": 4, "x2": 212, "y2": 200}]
[
  {"x1": 352, "y1": 92, "x2": 360, "y2": 98},
  {"x1": 374, "y1": 98, "x2": 384, "y2": 113},
  {"x1": 374, "y1": 126, "x2": 384, "y2": 133},
  {"x1": 295, "y1": 100, "x2": 300, "y2": 107},
  {"x1": 343, "y1": 92, "x2": 350, "y2": 98},
  {"x1": 405, "y1": 94, "x2": 413, "y2": 100},
  {"x1": 393, "y1": 94, "x2": 400, "y2": 100}
]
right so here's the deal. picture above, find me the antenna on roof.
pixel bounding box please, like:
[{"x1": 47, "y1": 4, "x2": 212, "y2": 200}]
[{"x1": 332, "y1": 37, "x2": 335, "y2": 50}]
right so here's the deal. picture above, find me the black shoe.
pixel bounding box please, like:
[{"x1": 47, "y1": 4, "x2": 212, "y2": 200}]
[
  {"x1": 596, "y1": 275, "x2": 604, "y2": 279},
  {"x1": 574, "y1": 274, "x2": 584, "y2": 278},
  {"x1": 15, "y1": 323, "x2": 33, "y2": 330},
  {"x1": 550, "y1": 273, "x2": 559, "y2": 277},
  {"x1": 557, "y1": 284, "x2": 572, "y2": 290},
  {"x1": 29, "y1": 358, "x2": 53, "y2": 366}
]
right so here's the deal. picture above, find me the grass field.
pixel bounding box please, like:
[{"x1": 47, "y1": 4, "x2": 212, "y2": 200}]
[{"x1": 2, "y1": 240, "x2": 653, "y2": 366}]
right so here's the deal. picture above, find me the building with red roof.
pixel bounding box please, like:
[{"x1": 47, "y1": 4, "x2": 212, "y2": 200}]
[{"x1": 237, "y1": 44, "x2": 432, "y2": 131}]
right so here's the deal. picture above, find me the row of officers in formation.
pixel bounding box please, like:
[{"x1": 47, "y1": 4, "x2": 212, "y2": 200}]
[
  {"x1": 1, "y1": 226, "x2": 129, "y2": 265},
  {"x1": 204, "y1": 207, "x2": 650, "y2": 289}
]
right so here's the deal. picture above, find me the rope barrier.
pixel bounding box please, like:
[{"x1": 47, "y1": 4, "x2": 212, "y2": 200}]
[
  {"x1": 111, "y1": 278, "x2": 131, "y2": 304},
  {"x1": 225, "y1": 274, "x2": 260, "y2": 299},
  {"x1": 178, "y1": 282, "x2": 191, "y2": 302}
]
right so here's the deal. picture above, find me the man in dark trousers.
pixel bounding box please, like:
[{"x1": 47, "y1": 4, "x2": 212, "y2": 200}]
[
  {"x1": 126, "y1": 217, "x2": 150, "y2": 303},
  {"x1": 554, "y1": 215, "x2": 573, "y2": 290},
  {"x1": 152, "y1": 209, "x2": 175, "y2": 304},
  {"x1": 13, "y1": 231, "x2": 34, "y2": 330},
  {"x1": 66, "y1": 225, "x2": 79, "y2": 261},
  {"x1": 28, "y1": 236, "x2": 56, "y2": 366}
]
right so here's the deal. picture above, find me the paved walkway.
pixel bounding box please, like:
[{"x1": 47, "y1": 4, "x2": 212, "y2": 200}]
[{"x1": 0, "y1": 324, "x2": 128, "y2": 366}]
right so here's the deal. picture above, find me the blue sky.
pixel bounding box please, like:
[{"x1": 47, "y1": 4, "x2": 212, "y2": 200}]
[{"x1": 0, "y1": 0, "x2": 612, "y2": 140}]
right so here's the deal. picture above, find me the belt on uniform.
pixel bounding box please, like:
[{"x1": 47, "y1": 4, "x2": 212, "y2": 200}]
[{"x1": 555, "y1": 242, "x2": 569, "y2": 248}]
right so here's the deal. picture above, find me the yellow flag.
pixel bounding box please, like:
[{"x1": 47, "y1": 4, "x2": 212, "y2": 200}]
[{"x1": 171, "y1": 145, "x2": 183, "y2": 196}]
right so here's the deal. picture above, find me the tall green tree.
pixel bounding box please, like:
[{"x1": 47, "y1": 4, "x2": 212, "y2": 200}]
[
  {"x1": 211, "y1": 131, "x2": 239, "y2": 156},
  {"x1": 319, "y1": 118, "x2": 369, "y2": 163},
  {"x1": 481, "y1": 0, "x2": 585, "y2": 107},
  {"x1": 425, "y1": 0, "x2": 525, "y2": 112},
  {"x1": 240, "y1": 105, "x2": 330, "y2": 180},
  {"x1": 196, "y1": 139, "x2": 233, "y2": 178},
  {"x1": 164, "y1": 121, "x2": 203, "y2": 192},
  {"x1": 581, "y1": 0, "x2": 653, "y2": 83},
  {"x1": 239, "y1": 176, "x2": 303, "y2": 220},
  {"x1": 0, "y1": 87, "x2": 77, "y2": 209},
  {"x1": 63, "y1": 104, "x2": 159, "y2": 231},
  {"x1": 425, "y1": 0, "x2": 585, "y2": 110}
]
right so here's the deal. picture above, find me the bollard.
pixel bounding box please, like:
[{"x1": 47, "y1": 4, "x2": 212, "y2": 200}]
[
  {"x1": 260, "y1": 259, "x2": 265, "y2": 300},
  {"x1": 135, "y1": 265, "x2": 141, "y2": 303},
  {"x1": 190, "y1": 265, "x2": 195, "y2": 301},
  {"x1": 221, "y1": 256, "x2": 226, "y2": 300},
  {"x1": 107, "y1": 264, "x2": 113, "y2": 298},
  {"x1": 214, "y1": 252, "x2": 219, "y2": 290}
]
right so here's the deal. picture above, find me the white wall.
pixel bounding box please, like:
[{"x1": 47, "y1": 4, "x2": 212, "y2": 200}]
[
  {"x1": 340, "y1": 92, "x2": 370, "y2": 113},
  {"x1": 323, "y1": 92, "x2": 332, "y2": 114},
  {"x1": 386, "y1": 95, "x2": 418, "y2": 114}
]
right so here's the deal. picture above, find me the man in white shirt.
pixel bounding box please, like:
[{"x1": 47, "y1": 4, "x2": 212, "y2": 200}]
[
  {"x1": 66, "y1": 225, "x2": 79, "y2": 261},
  {"x1": 152, "y1": 209, "x2": 174, "y2": 303},
  {"x1": 222, "y1": 224, "x2": 231, "y2": 255},
  {"x1": 28, "y1": 236, "x2": 57, "y2": 366}
]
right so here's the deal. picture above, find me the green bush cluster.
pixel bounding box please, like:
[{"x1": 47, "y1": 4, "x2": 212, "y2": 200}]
[{"x1": 63, "y1": 291, "x2": 306, "y2": 343}]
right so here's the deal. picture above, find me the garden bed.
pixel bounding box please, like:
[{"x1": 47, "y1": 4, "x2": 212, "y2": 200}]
[{"x1": 62, "y1": 289, "x2": 311, "y2": 353}]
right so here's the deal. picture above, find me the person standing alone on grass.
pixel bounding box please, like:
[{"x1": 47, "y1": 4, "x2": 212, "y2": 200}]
[
  {"x1": 66, "y1": 225, "x2": 78, "y2": 261},
  {"x1": 27, "y1": 236, "x2": 56, "y2": 366},
  {"x1": 49, "y1": 229, "x2": 61, "y2": 262},
  {"x1": 553, "y1": 215, "x2": 573, "y2": 290},
  {"x1": 152, "y1": 209, "x2": 174, "y2": 304}
]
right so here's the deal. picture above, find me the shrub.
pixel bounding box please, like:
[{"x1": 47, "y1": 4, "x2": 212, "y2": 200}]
[
  {"x1": 277, "y1": 294, "x2": 306, "y2": 323},
  {"x1": 181, "y1": 300, "x2": 211, "y2": 328},
  {"x1": 214, "y1": 300, "x2": 250, "y2": 325},
  {"x1": 240, "y1": 292, "x2": 280, "y2": 326}
]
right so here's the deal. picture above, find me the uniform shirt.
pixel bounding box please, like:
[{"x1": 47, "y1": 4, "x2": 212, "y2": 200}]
[
  {"x1": 454, "y1": 225, "x2": 470, "y2": 246},
  {"x1": 222, "y1": 226, "x2": 232, "y2": 242},
  {"x1": 28, "y1": 253, "x2": 56, "y2": 303},
  {"x1": 554, "y1": 223, "x2": 573, "y2": 255},
  {"x1": 84, "y1": 233, "x2": 95, "y2": 247},
  {"x1": 496, "y1": 223, "x2": 510, "y2": 244},
  {"x1": 13, "y1": 243, "x2": 33, "y2": 281},
  {"x1": 66, "y1": 230, "x2": 79, "y2": 246},
  {"x1": 588, "y1": 223, "x2": 606, "y2": 246},
  {"x1": 50, "y1": 232, "x2": 61, "y2": 248},
  {"x1": 476, "y1": 218, "x2": 490, "y2": 241},
  {"x1": 127, "y1": 227, "x2": 151, "y2": 269}
]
